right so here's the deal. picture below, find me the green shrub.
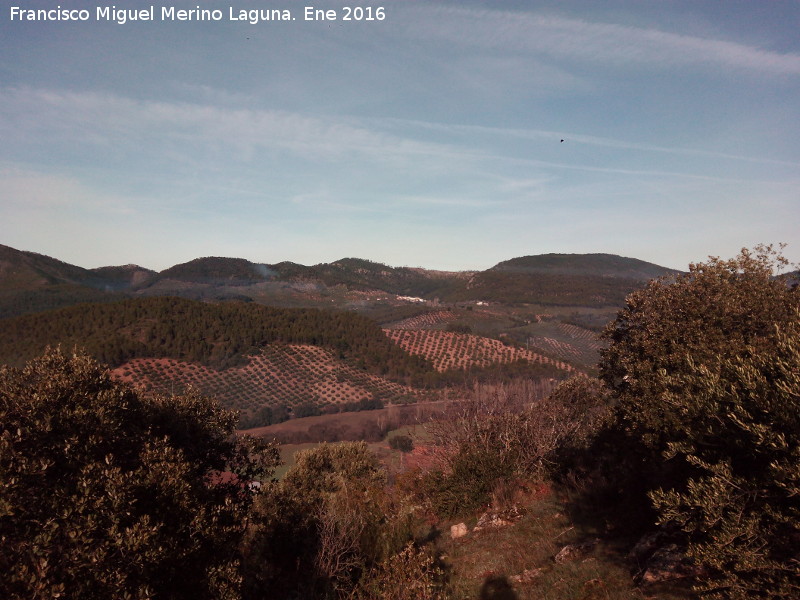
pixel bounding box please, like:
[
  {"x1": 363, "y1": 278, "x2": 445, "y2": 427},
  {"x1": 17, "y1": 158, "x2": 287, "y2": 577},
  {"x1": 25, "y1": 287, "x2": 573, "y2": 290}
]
[
  {"x1": 600, "y1": 245, "x2": 800, "y2": 599},
  {"x1": 0, "y1": 348, "x2": 279, "y2": 600},
  {"x1": 389, "y1": 434, "x2": 414, "y2": 453},
  {"x1": 353, "y1": 543, "x2": 446, "y2": 600},
  {"x1": 244, "y1": 442, "x2": 419, "y2": 599}
]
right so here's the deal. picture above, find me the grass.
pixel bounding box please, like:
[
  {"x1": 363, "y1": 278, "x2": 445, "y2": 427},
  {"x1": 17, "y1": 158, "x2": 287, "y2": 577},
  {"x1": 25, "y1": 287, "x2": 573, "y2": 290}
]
[{"x1": 436, "y1": 485, "x2": 694, "y2": 600}]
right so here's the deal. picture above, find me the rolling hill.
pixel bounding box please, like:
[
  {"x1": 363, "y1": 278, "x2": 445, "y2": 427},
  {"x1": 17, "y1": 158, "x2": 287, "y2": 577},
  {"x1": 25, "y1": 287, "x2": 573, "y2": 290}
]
[
  {"x1": 0, "y1": 244, "x2": 677, "y2": 318},
  {"x1": 0, "y1": 244, "x2": 680, "y2": 407}
]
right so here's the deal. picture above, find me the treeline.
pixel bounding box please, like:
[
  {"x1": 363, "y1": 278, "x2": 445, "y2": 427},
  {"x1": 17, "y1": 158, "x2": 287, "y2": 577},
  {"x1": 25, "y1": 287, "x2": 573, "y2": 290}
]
[
  {"x1": 0, "y1": 296, "x2": 434, "y2": 385},
  {"x1": 0, "y1": 284, "x2": 123, "y2": 319},
  {"x1": 440, "y1": 271, "x2": 645, "y2": 306}
]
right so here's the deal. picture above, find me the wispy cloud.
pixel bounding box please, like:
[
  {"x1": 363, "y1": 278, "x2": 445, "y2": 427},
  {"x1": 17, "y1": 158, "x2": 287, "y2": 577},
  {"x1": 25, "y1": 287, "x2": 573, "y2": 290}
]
[
  {"x1": 402, "y1": 5, "x2": 800, "y2": 77},
  {"x1": 379, "y1": 116, "x2": 800, "y2": 171},
  {"x1": 0, "y1": 87, "x2": 452, "y2": 166},
  {"x1": 0, "y1": 164, "x2": 136, "y2": 214}
]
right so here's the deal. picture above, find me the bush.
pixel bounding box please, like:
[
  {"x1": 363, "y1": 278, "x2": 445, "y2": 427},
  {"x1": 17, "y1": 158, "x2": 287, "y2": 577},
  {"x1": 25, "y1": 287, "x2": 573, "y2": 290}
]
[
  {"x1": 420, "y1": 378, "x2": 611, "y2": 518},
  {"x1": 244, "y1": 442, "x2": 419, "y2": 599},
  {"x1": 0, "y1": 348, "x2": 279, "y2": 600},
  {"x1": 353, "y1": 543, "x2": 446, "y2": 600},
  {"x1": 600, "y1": 245, "x2": 800, "y2": 599},
  {"x1": 389, "y1": 434, "x2": 414, "y2": 453}
]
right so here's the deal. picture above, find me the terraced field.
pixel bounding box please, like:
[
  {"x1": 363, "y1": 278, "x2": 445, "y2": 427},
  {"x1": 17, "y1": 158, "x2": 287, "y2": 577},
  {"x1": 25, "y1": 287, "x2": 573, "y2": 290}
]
[
  {"x1": 111, "y1": 343, "x2": 419, "y2": 417},
  {"x1": 383, "y1": 329, "x2": 576, "y2": 374},
  {"x1": 526, "y1": 323, "x2": 604, "y2": 365},
  {"x1": 385, "y1": 309, "x2": 458, "y2": 330}
]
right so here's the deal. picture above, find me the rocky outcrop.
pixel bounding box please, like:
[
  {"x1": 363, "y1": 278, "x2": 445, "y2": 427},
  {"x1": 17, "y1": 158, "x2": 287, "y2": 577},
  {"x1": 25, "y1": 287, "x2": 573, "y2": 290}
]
[{"x1": 553, "y1": 538, "x2": 600, "y2": 564}]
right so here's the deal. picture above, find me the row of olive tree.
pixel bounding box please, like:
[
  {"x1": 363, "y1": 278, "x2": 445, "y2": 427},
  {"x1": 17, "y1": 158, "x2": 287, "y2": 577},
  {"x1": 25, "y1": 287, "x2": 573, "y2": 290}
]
[
  {"x1": 413, "y1": 245, "x2": 798, "y2": 599},
  {"x1": 0, "y1": 349, "x2": 444, "y2": 600}
]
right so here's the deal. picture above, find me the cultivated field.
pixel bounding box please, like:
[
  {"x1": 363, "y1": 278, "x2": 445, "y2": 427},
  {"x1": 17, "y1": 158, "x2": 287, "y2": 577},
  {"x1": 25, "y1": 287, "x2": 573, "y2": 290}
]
[
  {"x1": 111, "y1": 343, "x2": 420, "y2": 416},
  {"x1": 526, "y1": 322, "x2": 604, "y2": 365},
  {"x1": 383, "y1": 329, "x2": 576, "y2": 373}
]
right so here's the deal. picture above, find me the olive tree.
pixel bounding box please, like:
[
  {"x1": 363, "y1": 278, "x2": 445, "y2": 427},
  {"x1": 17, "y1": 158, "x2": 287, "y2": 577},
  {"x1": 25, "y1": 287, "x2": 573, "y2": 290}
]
[
  {"x1": 0, "y1": 348, "x2": 279, "y2": 600},
  {"x1": 600, "y1": 245, "x2": 799, "y2": 599}
]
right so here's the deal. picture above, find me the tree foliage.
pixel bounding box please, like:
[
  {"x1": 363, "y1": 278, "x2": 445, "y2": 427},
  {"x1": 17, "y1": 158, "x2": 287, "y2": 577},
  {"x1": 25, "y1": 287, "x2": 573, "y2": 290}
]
[
  {"x1": 0, "y1": 348, "x2": 279, "y2": 600},
  {"x1": 599, "y1": 245, "x2": 800, "y2": 598},
  {"x1": 0, "y1": 296, "x2": 433, "y2": 384},
  {"x1": 420, "y1": 378, "x2": 609, "y2": 517},
  {"x1": 244, "y1": 442, "x2": 420, "y2": 599}
]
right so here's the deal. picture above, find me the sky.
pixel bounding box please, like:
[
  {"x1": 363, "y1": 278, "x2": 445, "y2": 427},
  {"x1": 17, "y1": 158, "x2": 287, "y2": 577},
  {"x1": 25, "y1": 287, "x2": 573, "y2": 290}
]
[{"x1": 1, "y1": 0, "x2": 798, "y2": 273}]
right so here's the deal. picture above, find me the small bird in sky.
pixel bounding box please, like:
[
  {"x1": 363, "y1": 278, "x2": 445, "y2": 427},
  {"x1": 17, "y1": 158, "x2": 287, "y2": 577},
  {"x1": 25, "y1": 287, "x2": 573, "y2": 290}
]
[{"x1": 560, "y1": 139, "x2": 564, "y2": 143}]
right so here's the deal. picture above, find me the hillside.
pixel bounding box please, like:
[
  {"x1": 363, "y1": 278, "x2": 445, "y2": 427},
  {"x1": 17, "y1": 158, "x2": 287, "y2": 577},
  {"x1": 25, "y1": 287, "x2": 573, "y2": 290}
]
[
  {"x1": 111, "y1": 344, "x2": 422, "y2": 427},
  {"x1": 154, "y1": 256, "x2": 275, "y2": 286},
  {"x1": 0, "y1": 244, "x2": 678, "y2": 317},
  {"x1": 0, "y1": 245, "x2": 142, "y2": 317},
  {"x1": 491, "y1": 253, "x2": 677, "y2": 279},
  {"x1": 384, "y1": 329, "x2": 576, "y2": 374},
  {"x1": 0, "y1": 296, "x2": 432, "y2": 379},
  {"x1": 0, "y1": 244, "x2": 678, "y2": 371}
]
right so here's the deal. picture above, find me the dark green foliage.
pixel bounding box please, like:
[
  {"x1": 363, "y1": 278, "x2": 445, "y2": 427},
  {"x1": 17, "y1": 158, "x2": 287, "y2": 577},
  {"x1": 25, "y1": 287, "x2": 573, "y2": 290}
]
[
  {"x1": 0, "y1": 284, "x2": 124, "y2": 319},
  {"x1": 342, "y1": 397, "x2": 385, "y2": 412},
  {"x1": 0, "y1": 348, "x2": 280, "y2": 600},
  {"x1": 599, "y1": 245, "x2": 800, "y2": 599},
  {"x1": 445, "y1": 323, "x2": 473, "y2": 334},
  {"x1": 244, "y1": 442, "x2": 416, "y2": 599},
  {"x1": 294, "y1": 402, "x2": 322, "y2": 418},
  {"x1": 0, "y1": 296, "x2": 434, "y2": 385},
  {"x1": 156, "y1": 257, "x2": 273, "y2": 286},
  {"x1": 389, "y1": 434, "x2": 414, "y2": 453},
  {"x1": 421, "y1": 447, "x2": 513, "y2": 518}
]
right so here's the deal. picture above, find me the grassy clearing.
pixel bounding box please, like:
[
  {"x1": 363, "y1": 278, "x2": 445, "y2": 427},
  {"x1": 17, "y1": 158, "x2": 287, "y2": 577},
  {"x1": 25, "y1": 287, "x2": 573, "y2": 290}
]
[{"x1": 437, "y1": 486, "x2": 693, "y2": 600}]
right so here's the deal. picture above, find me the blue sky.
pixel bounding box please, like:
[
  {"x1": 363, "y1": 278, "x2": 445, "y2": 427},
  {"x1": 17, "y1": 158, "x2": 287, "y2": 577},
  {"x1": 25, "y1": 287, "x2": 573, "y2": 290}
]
[{"x1": 1, "y1": 0, "x2": 798, "y2": 272}]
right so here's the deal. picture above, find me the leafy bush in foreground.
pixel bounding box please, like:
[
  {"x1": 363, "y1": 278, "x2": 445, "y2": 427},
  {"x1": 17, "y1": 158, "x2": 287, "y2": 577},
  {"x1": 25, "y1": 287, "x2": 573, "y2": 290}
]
[
  {"x1": 600, "y1": 245, "x2": 800, "y2": 599},
  {"x1": 0, "y1": 348, "x2": 279, "y2": 600}
]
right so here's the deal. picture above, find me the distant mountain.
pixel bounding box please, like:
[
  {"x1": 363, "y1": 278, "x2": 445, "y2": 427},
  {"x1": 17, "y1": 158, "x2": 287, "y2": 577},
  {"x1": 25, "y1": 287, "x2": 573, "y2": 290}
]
[
  {"x1": 491, "y1": 253, "x2": 678, "y2": 280},
  {"x1": 271, "y1": 257, "x2": 465, "y2": 298},
  {"x1": 0, "y1": 244, "x2": 126, "y2": 318},
  {"x1": 90, "y1": 264, "x2": 158, "y2": 291},
  {"x1": 155, "y1": 257, "x2": 275, "y2": 286},
  {"x1": 0, "y1": 243, "x2": 98, "y2": 289},
  {"x1": 0, "y1": 243, "x2": 680, "y2": 318}
]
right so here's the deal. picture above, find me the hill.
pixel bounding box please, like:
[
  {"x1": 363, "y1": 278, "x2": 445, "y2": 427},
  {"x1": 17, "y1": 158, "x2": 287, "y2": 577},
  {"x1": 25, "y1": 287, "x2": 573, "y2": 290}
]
[
  {"x1": 0, "y1": 244, "x2": 679, "y2": 370},
  {"x1": 0, "y1": 243, "x2": 98, "y2": 289},
  {"x1": 89, "y1": 264, "x2": 157, "y2": 291},
  {"x1": 0, "y1": 244, "x2": 128, "y2": 318},
  {"x1": 111, "y1": 344, "x2": 422, "y2": 427},
  {"x1": 154, "y1": 256, "x2": 275, "y2": 286},
  {"x1": 490, "y1": 253, "x2": 677, "y2": 279},
  {"x1": 0, "y1": 296, "x2": 432, "y2": 377},
  {"x1": 0, "y1": 244, "x2": 677, "y2": 315},
  {"x1": 0, "y1": 295, "x2": 574, "y2": 424}
]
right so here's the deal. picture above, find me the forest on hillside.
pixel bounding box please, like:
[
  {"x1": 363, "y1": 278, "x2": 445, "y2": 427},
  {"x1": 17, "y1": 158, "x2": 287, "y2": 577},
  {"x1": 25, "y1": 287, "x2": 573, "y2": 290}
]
[{"x1": 0, "y1": 296, "x2": 434, "y2": 383}]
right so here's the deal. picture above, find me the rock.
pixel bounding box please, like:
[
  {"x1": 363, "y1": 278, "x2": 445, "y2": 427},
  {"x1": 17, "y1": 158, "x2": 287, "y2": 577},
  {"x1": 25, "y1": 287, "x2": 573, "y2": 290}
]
[
  {"x1": 473, "y1": 505, "x2": 524, "y2": 532},
  {"x1": 640, "y1": 544, "x2": 697, "y2": 584},
  {"x1": 450, "y1": 522, "x2": 468, "y2": 539},
  {"x1": 628, "y1": 530, "x2": 669, "y2": 564},
  {"x1": 554, "y1": 539, "x2": 600, "y2": 564},
  {"x1": 509, "y1": 568, "x2": 543, "y2": 584}
]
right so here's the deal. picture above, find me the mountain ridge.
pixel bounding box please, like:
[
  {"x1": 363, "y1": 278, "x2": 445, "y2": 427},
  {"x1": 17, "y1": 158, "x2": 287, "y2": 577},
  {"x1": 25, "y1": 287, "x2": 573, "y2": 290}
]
[{"x1": 0, "y1": 243, "x2": 680, "y2": 318}]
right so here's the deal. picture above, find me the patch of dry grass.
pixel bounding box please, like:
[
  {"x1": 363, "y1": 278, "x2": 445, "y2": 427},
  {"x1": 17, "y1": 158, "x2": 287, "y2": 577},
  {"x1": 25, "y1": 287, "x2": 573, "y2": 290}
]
[{"x1": 437, "y1": 487, "x2": 692, "y2": 600}]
